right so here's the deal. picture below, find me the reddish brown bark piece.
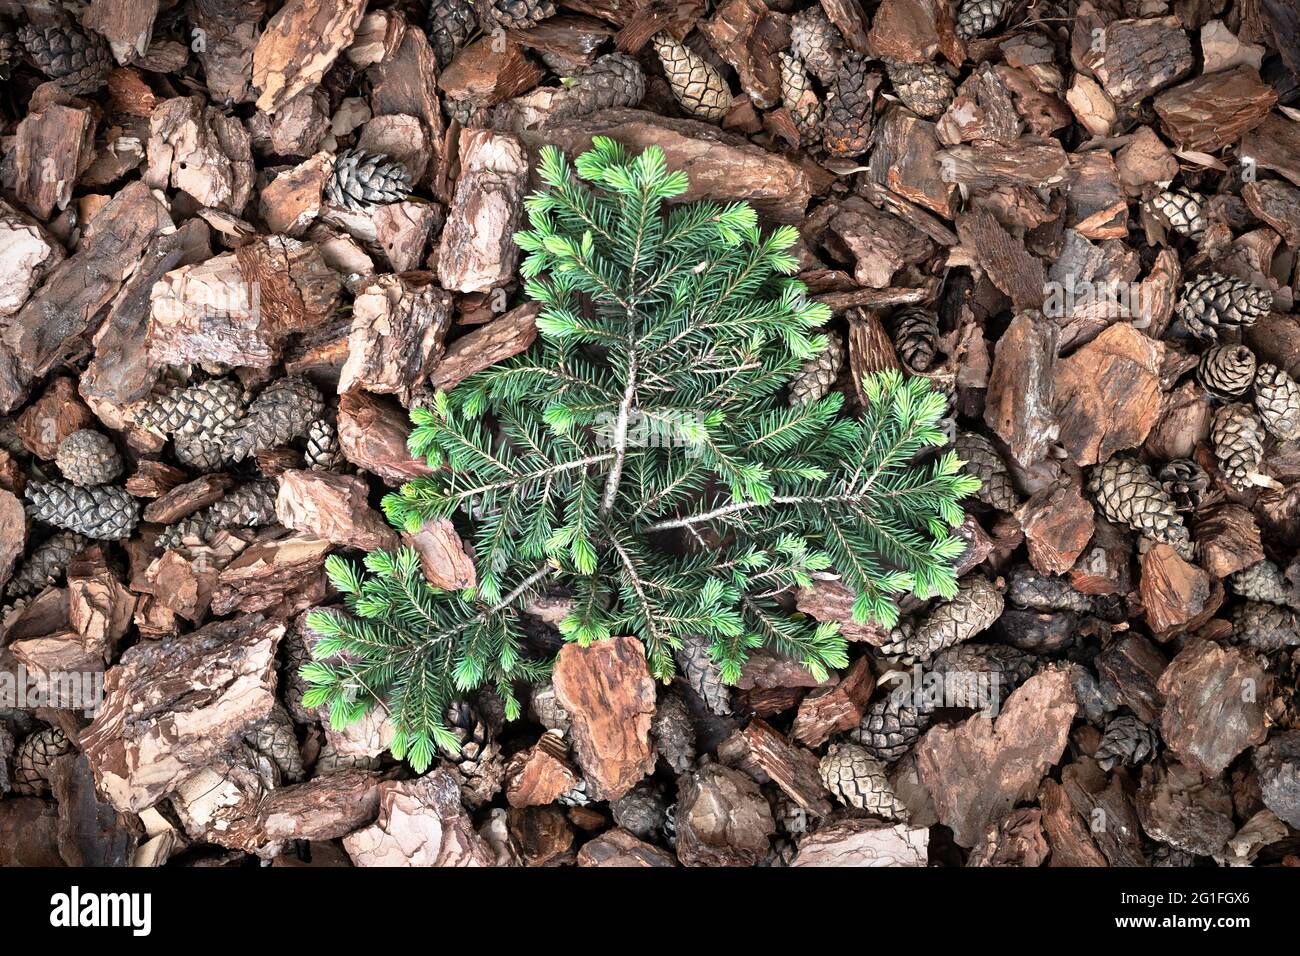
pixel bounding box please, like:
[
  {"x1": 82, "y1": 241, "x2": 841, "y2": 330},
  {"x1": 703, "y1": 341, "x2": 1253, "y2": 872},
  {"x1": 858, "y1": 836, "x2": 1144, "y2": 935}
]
[
  {"x1": 344, "y1": 770, "x2": 494, "y2": 867},
  {"x1": 0, "y1": 799, "x2": 65, "y2": 866},
  {"x1": 869, "y1": 109, "x2": 957, "y2": 220},
  {"x1": 576, "y1": 828, "x2": 677, "y2": 866},
  {"x1": 675, "y1": 763, "x2": 775, "y2": 867},
  {"x1": 848, "y1": 309, "x2": 902, "y2": 402},
  {"x1": 0, "y1": 491, "x2": 26, "y2": 594},
  {"x1": 698, "y1": 0, "x2": 787, "y2": 109},
  {"x1": 430, "y1": 301, "x2": 540, "y2": 391},
  {"x1": 795, "y1": 580, "x2": 889, "y2": 644},
  {"x1": 820, "y1": 0, "x2": 870, "y2": 54},
  {"x1": 209, "y1": 532, "x2": 331, "y2": 618},
  {"x1": 505, "y1": 732, "x2": 578, "y2": 808},
  {"x1": 1017, "y1": 478, "x2": 1094, "y2": 576},
  {"x1": 1067, "y1": 153, "x2": 1128, "y2": 241},
  {"x1": 401, "y1": 518, "x2": 476, "y2": 590},
  {"x1": 1193, "y1": 505, "x2": 1264, "y2": 579},
  {"x1": 15, "y1": 376, "x2": 94, "y2": 460},
  {"x1": 984, "y1": 311, "x2": 1057, "y2": 468},
  {"x1": 260, "y1": 153, "x2": 333, "y2": 237},
  {"x1": 867, "y1": 0, "x2": 946, "y2": 63},
  {"x1": 86, "y1": 0, "x2": 160, "y2": 61},
  {"x1": 522, "y1": 108, "x2": 812, "y2": 223},
  {"x1": 1153, "y1": 66, "x2": 1277, "y2": 152},
  {"x1": 824, "y1": 198, "x2": 935, "y2": 289},
  {"x1": 1241, "y1": 114, "x2": 1300, "y2": 190},
  {"x1": 967, "y1": 807, "x2": 1049, "y2": 867},
  {"x1": 340, "y1": 272, "x2": 454, "y2": 400},
  {"x1": 81, "y1": 615, "x2": 284, "y2": 813},
  {"x1": 507, "y1": 805, "x2": 575, "y2": 866},
  {"x1": 1039, "y1": 779, "x2": 1109, "y2": 867},
  {"x1": 1140, "y1": 544, "x2": 1219, "y2": 640},
  {"x1": 253, "y1": 0, "x2": 368, "y2": 113},
  {"x1": 275, "y1": 470, "x2": 398, "y2": 552},
  {"x1": 1157, "y1": 641, "x2": 1270, "y2": 778},
  {"x1": 1095, "y1": 633, "x2": 1166, "y2": 724},
  {"x1": 940, "y1": 138, "x2": 1069, "y2": 193},
  {"x1": 438, "y1": 37, "x2": 545, "y2": 109},
  {"x1": 1089, "y1": 17, "x2": 1193, "y2": 107},
  {"x1": 1052, "y1": 323, "x2": 1163, "y2": 467},
  {"x1": 1143, "y1": 380, "x2": 1210, "y2": 461},
  {"x1": 915, "y1": 667, "x2": 1077, "y2": 848},
  {"x1": 718, "y1": 719, "x2": 832, "y2": 817},
  {"x1": 1243, "y1": 180, "x2": 1300, "y2": 247},
  {"x1": 124, "y1": 461, "x2": 188, "y2": 499},
  {"x1": 336, "y1": 391, "x2": 436, "y2": 485},
  {"x1": 791, "y1": 657, "x2": 876, "y2": 747},
  {"x1": 792, "y1": 819, "x2": 929, "y2": 866},
  {"x1": 552, "y1": 636, "x2": 657, "y2": 801},
  {"x1": 14, "y1": 102, "x2": 96, "y2": 220},
  {"x1": 508, "y1": 16, "x2": 615, "y2": 68}
]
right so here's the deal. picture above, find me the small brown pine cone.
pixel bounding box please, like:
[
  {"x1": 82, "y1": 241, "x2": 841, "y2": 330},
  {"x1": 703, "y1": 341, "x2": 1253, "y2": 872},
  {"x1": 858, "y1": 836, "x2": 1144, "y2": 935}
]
[
  {"x1": 1231, "y1": 601, "x2": 1300, "y2": 653},
  {"x1": 427, "y1": 0, "x2": 478, "y2": 67},
  {"x1": 55, "y1": 430, "x2": 122, "y2": 487},
  {"x1": 652, "y1": 33, "x2": 731, "y2": 123},
  {"x1": 1197, "y1": 344, "x2": 1256, "y2": 401},
  {"x1": 17, "y1": 23, "x2": 111, "y2": 95},
  {"x1": 880, "y1": 576, "x2": 1004, "y2": 665},
  {"x1": 885, "y1": 60, "x2": 955, "y2": 119},
  {"x1": 848, "y1": 691, "x2": 933, "y2": 762},
  {"x1": 954, "y1": 431, "x2": 1019, "y2": 512},
  {"x1": 789, "y1": 6, "x2": 842, "y2": 83},
  {"x1": 12, "y1": 727, "x2": 74, "y2": 796},
  {"x1": 932, "y1": 642, "x2": 1038, "y2": 703},
  {"x1": 955, "y1": 0, "x2": 1007, "y2": 40},
  {"x1": 822, "y1": 51, "x2": 875, "y2": 158},
  {"x1": 611, "y1": 781, "x2": 669, "y2": 839},
  {"x1": 819, "y1": 742, "x2": 909, "y2": 819},
  {"x1": 1006, "y1": 564, "x2": 1094, "y2": 614},
  {"x1": 316, "y1": 745, "x2": 381, "y2": 774},
  {"x1": 674, "y1": 633, "x2": 732, "y2": 716},
  {"x1": 4, "y1": 531, "x2": 89, "y2": 599},
  {"x1": 226, "y1": 378, "x2": 325, "y2": 463},
  {"x1": 1230, "y1": 560, "x2": 1297, "y2": 608},
  {"x1": 1149, "y1": 188, "x2": 1207, "y2": 237},
  {"x1": 1156, "y1": 458, "x2": 1209, "y2": 513},
  {"x1": 480, "y1": 0, "x2": 555, "y2": 29},
  {"x1": 553, "y1": 53, "x2": 645, "y2": 119},
  {"x1": 1210, "y1": 403, "x2": 1265, "y2": 491},
  {"x1": 1254, "y1": 363, "x2": 1300, "y2": 442},
  {"x1": 1176, "y1": 273, "x2": 1272, "y2": 343},
  {"x1": 788, "y1": 334, "x2": 844, "y2": 406},
  {"x1": 243, "y1": 706, "x2": 304, "y2": 783},
  {"x1": 156, "y1": 479, "x2": 279, "y2": 551},
  {"x1": 889, "y1": 306, "x2": 941, "y2": 372},
  {"x1": 1095, "y1": 715, "x2": 1158, "y2": 771},
  {"x1": 778, "y1": 52, "x2": 822, "y2": 141},
  {"x1": 1087, "y1": 458, "x2": 1193, "y2": 559}
]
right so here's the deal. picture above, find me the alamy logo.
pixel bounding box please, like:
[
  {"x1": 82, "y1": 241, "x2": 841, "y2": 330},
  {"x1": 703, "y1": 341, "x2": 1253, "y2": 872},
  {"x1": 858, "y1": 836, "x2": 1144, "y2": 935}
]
[{"x1": 49, "y1": 887, "x2": 152, "y2": 937}]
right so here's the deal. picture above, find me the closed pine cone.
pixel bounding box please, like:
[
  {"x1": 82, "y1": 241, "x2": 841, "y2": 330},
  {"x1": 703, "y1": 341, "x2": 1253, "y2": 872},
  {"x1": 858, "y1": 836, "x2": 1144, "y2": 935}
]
[
  {"x1": 1094, "y1": 715, "x2": 1158, "y2": 771},
  {"x1": 1006, "y1": 564, "x2": 1094, "y2": 614},
  {"x1": 133, "y1": 378, "x2": 245, "y2": 439},
  {"x1": 1156, "y1": 458, "x2": 1209, "y2": 513},
  {"x1": 885, "y1": 60, "x2": 955, "y2": 119},
  {"x1": 652, "y1": 33, "x2": 731, "y2": 123},
  {"x1": 822, "y1": 51, "x2": 875, "y2": 158},
  {"x1": 1230, "y1": 560, "x2": 1297, "y2": 608},
  {"x1": 156, "y1": 478, "x2": 279, "y2": 551},
  {"x1": 226, "y1": 378, "x2": 325, "y2": 462},
  {"x1": 954, "y1": 431, "x2": 1019, "y2": 512},
  {"x1": 25, "y1": 480, "x2": 139, "y2": 541},
  {"x1": 303, "y1": 418, "x2": 342, "y2": 471},
  {"x1": 788, "y1": 333, "x2": 844, "y2": 406},
  {"x1": 316, "y1": 744, "x2": 381, "y2": 774},
  {"x1": 651, "y1": 688, "x2": 696, "y2": 773},
  {"x1": 427, "y1": 0, "x2": 477, "y2": 67},
  {"x1": 848, "y1": 690, "x2": 933, "y2": 761},
  {"x1": 481, "y1": 0, "x2": 556, "y2": 29},
  {"x1": 674, "y1": 633, "x2": 732, "y2": 716},
  {"x1": 243, "y1": 706, "x2": 304, "y2": 782},
  {"x1": 611, "y1": 782, "x2": 669, "y2": 839},
  {"x1": 1149, "y1": 187, "x2": 1207, "y2": 237},
  {"x1": 55, "y1": 430, "x2": 122, "y2": 487},
  {"x1": 17, "y1": 22, "x2": 111, "y2": 95},
  {"x1": 4, "y1": 531, "x2": 88, "y2": 599},
  {"x1": 326, "y1": 148, "x2": 413, "y2": 213},
  {"x1": 878, "y1": 575, "x2": 1004, "y2": 664},
  {"x1": 12, "y1": 726, "x2": 74, "y2": 796},
  {"x1": 1231, "y1": 601, "x2": 1299, "y2": 653},
  {"x1": 1176, "y1": 272, "x2": 1272, "y2": 342},
  {"x1": 889, "y1": 306, "x2": 941, "y2": 371},
  {"x1": 778, "y1": 53, "x2": 822, "y2": 141},
  {"x1": 1254, "y1": 363, "x2": 1300, "y2": 442},
  {"x1": 1210, "y1": 403, "x2": 1265, "y2": 491},
  {"x1": 437, "y1": 700, "x2": 505, "y2": 808},
  {"x1": 819, "y1": 742, "x2": 909, "y2": 819},
  {"x1": 955, "y1": 0, "x2": 1006, "y2": 40},
  {"x1": 1087, "y1": 458, "x2": 1193, "y2": 559},
  {"x1": 789, "y1": 6, "x2": 842, "y2": 83},
  {"x1": 553, "y1": 53, "x2": 645, "y2": 119}
]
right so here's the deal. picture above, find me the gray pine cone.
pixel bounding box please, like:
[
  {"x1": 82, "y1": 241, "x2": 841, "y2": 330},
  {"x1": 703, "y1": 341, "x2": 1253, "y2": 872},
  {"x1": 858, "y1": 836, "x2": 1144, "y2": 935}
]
[
  {"x1": 789, "y1": 6, "x2": 842, "y2": 83},
  {"x1": 788, "y1": 334, "x2": 844, "y2": 406},
  {"x1": 778, "y1": 53, "x2": 822, "y2": 140},
  {"x1": 17, "y1": 23, "x2": 111, "y2": 95},
  {"x1": 481, "y1": 0, "x2": 555, "y2": 29},
  {"x1": 12, "y1": 726, "x2": 74, "y2": 796},
  {"x1": 134, "y1": 378, "x2": 245, "y2": 439},
  {"x1": 885, "y1": 60, "x2": 955, "y2": 120},
  {"x1": 55, "y1": 430, "x2": 122, "y2": 487},
  {"x1": 823, "y1": 51, "x2": 875, "y2": 158},
  {"x1": 427, "y1": 0, "x2": 477, "y2": 67},
  {"x1": 172, "y1": 431, "x2": 237, "y2": 472},
  {"x1": 848, "y1": 691, "x2": 932, "y2": 762},
  {"x1": 651, "y1": 689, "x2": 696, "y2": 773},
  {"x1": 1095, "y1": 715, "x2": 1158, "y2": 771},
  {"x1": 954, "y1": 431, "x2": 1019, "y2": 512},
  {"x1": 437, "y1": 700, "x2": 505, "y2": 809},
  {"x1": 1230, "y1": 560, "x2": 1297, "y2": 607},
  {"x1": 1197, "y1": 344, "x2": 1256, "y2": 401},
  {"x1": 226, "y1": 378, "x2": 325, "y2": 463},
  {"x1": 611, "y1": 781, "x2": 669, "y2": 839},
  {"x1": 674, "y1": 633, "x2": 732, "y2": 716},
  {"x1": 553, "y1": 53, "x2": 645, "y2": 120},
  {"x1": 878, "y1": 575, "x2": 1004, "y2": 664},
  {"x1": 243, "y1": 707, "x2": 304, "y2": 782},
  {"x1": 889, "y1": 307, "x2": 941, "y2": 372},
  {"x1": 1087, "y1": 458, "x2": 1193, "y2": 559},
  {"x1": 652, "y1": 33, "x2": 731, "y2": 123},
  {"x1": 303, "y1": 418, "x2": 342, "y2": 471},
  {"x1": 327, "y1": 148, "x2": 413, "y2": 213},
  {"x1": 1231, "y1": 601, "x2": 1299, "y2": 653},
  {"x1": 25, "y1": 481, "x2": 139, "y2": 541},
  {"x1": 316, "y1": 744, "x2": 381, "y2": 774},
  {"x1": 955, "y1": 0, "x2": 1007, "y2": 40},
  {"x1": 1156, "y1": 458, "x2": 1209, "y2": 513},
  {"x1": 1006, "y1": 565, "x2": 1094, "y2": 614},
  {"x1": 820, "y1": 741, "x2": 909, "y2": 819},
  {"x1": 1149, "y1": 188, "x2": 1207, "y2": 237},
  {"x1": 1210, "y1": 403, "x2": 1265, "y2": 491},
  {"x1": 1254, "y1": 363, "x2": 1300, "y2": 442},
  {"x1": 4, "y1": 531, "x2": 89, "y2": 599},
  {"x1": 1176, "y1": 273, "x2": 1272, "y2": 343}
]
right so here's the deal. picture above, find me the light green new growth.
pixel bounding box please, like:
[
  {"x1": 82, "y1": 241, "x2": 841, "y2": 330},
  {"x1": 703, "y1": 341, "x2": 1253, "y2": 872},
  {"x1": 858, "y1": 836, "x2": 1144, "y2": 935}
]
[{"x1": 305, "y1": 138, "x2": 980, "y2": 769}]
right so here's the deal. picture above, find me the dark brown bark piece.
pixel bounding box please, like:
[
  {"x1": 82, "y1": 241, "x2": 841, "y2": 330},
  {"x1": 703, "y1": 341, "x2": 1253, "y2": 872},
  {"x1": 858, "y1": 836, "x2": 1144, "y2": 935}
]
[
  {"x1": 1157, "y1": 641, "x2": 1270, "y2": 777},
  {"x1": 48, "y1": 753, "x2": 142, "y2": 867},
  {"x1": 790, "y1": 657, "x2": 876, "y2": 747},
  {"x1": 717, "y1": 718, "x2": 832, "y2": 817},
  {"x1": 576, "y1": 828, "x2": 677, "y2": 866},
  {"x1": 1140, "y1": 544, "x2": 1220, "y2": 640},
  {"x1": 1136, "y1": 758, "x2": 1235, "y2": 858},
  {"x1": 675, "y1": 763, "x2": 775, "y2": 866},
  {"x1": 336, "y1": 391, "x2": 436, "y2": 485},
  {"x1": 984, "y1": 311, "x2": 1057, "y2": 468},
  {"x1": 1153, "y1": 66, "x2": 1277, "y2": 152},
  {"x1": 14, "y1": 102, "x2": 96, "y2": 220},
  {"x1": 1096, "y1": 633, "x2": 1166, "y2": 724},
  {"x1": 956, "y1": 212, "x2": 1046, "y2": 313},
  {"x1": 1017, "y1": 478, "x2": 1094, "y2": 576},
  {"x1": 1089, "y1": 16, "x2": 1193, "y2": 108},
  {"x1": 142, "y1": 475, "x2": 234, "y2": 524},
  {"x1": 438, "y1": 37, "x2": 544, "y2": 108},
  {"x1": 1193, "y1": 504, "x2": 1264, "y2": 579},
  {"x1": 15, "y1": 376, "x2": 94, "y2": 460}
]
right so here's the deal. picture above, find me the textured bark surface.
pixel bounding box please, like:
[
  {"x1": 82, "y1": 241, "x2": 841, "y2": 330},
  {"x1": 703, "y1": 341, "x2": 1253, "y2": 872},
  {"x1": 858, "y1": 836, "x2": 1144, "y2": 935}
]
[{"x1": 343, "y1": 771, "x2": 494, "y2": 866}]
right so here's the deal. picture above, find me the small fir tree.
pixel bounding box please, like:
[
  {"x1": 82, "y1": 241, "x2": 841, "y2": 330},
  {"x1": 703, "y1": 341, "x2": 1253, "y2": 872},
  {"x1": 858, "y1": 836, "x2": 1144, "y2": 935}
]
[{"x1": 305, "y1": 139, "x2": 979, "y2": 769}]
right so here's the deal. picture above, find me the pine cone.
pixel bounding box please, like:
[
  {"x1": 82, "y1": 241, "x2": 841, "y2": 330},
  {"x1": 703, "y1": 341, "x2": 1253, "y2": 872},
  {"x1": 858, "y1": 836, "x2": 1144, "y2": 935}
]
[
  {"x1": 954, "y1": 431, "x2": 1019, "y2": 512},
  {"x1": 955, "y1": 0, "x2": 1006, "y2": 40},
  {"x1": 243, "y1": 707, "x2": 304, "y2": 783},
  {"x1": 481, "y1": 0, "x2": 555, "y2": 29},
  {"x1": 1095, "y1": 715, "x2": 1158, "y2": 771},
  {"x1": 820, "y1": 742, "x2": 909, "y2": 819},
  {"x1": 879, "y1": 575, "x2": 1004, "y2": 664},
  {"x1": 173, "y1": 431, "x2": 237, "y2": 472},
  {"x1": 889, "y1": 306, "x2": 941, "y2": 372},
  {"x1": 651, "y1": 689, "x2": 696, "y2": 773},
  {"x1": 427, "y1": 0, "x2": 477, "y2": 67},
  {"x1": 438, "y1": 700, "x2": 505, "y2": 808},
  {"x1": 25, "y1": 481, "x2": 139, "y2": 541},
  {"x1": 1210, "y1": 403, "x2": 1265, "y2": 491},
  {"x1": 611, "y1": 781, "x2": 668, "y2": 839},
  {"x1": 55, "y1": 429, "x2": 122, "y2": 487},
  {"x1": 1231, "y1": 601, "x2": 1300, "y2": 653},
  {"x1": 1197, "y1": 344, "x2": 1256, "y2": 401},
  {"x1": 674, "y1": 633, "x2": 732, "y2": 716},
  {"x1": 280, "y1": 619, "x2": 317, "y2": 725},
  {"x1": 788, "y1": 333, "x2": 844, "y2": 406},
  {"x1": 12, "y1": 727, "x2": 74, "y2": 796},
  {"x1": 848, "y1": 691, "x2": 933, "y2": 761},
  {"x1": 326, "y1": 148, "x2": 413, "y2": 213},
  {"x1": 303, "y1": 418, "x2": 342, "y2": 471},
  {"x1": 778, "y1": 53, "x2": 822, "y2": 141},
  {"x1": 1156, "y1": 458, "x2": 1209, "y2": 513},
  {"x1": 652, "y1": 33, "x2": 730, "y2": 123},
  {"x1": 528, "y1": 680, "x2": 571, "y2": 735},
  {"x1": 770, "y1": 790, "x2": 810, "y2": 836},
  {"x1": 447, "y1": 97, "x2": 492, "y2": 128},
  {"x1": 789, "y1": 6, "x2": 842, "y2": 83},
  {"x1": 134, "y1": 377, "x2": 244, "y2": 439},
  {"x1": 1254, "y1": 363, "x2": 1300, "y2": 442},
  {"x1": 661, "y1": 802, "x2": 677, "y2": 848},
  {"x1": 553, "y1": 53, "x2": 645, "y2": 119},
  {"x1": 1176, "y1": 273, "x2": 1272, "y2": 342},
  {"x1": 1006, "y1": 564, "x2": 1094, "y2": 614},
  {"x1": 4, "y1": 531, "x2": 89, "y2": 599},
  {"x1": 885, "y1": 60, "x2": 955, "y2": 120},
  {"x1": 932, "y1": 642, "x2": 1038, "y2": 701},
  {"x1": 157, "y1": 479, "x2": 279, "y2": 551},
  {"x1": 1231, "y1": 560, "x2": 1298, "y2": 608},
  {"x1": 823, "y1": 51, "x2": 875, "y2": 158},
  {"x1": 226, "y1": 378, "x2": 325, "y2": 463},
  {"x1": 1087, "y1": 457, "x2": 1193, "y2": 559},
  {"x1": 316, "y1": 744, "x2": 381, "y2": 774},
  {"x1": 17, "y1": 23, "x2": 111, "y2": 95},
  {"x1": 1149, "y1": 187, "x2": 1207, "y2": 237},
  {"x1": 557, "y1": 777, "x2": 591, "y2": 807},
  {"x1": 0, "y1": 24, "x2": 18, "y2": 81}
]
